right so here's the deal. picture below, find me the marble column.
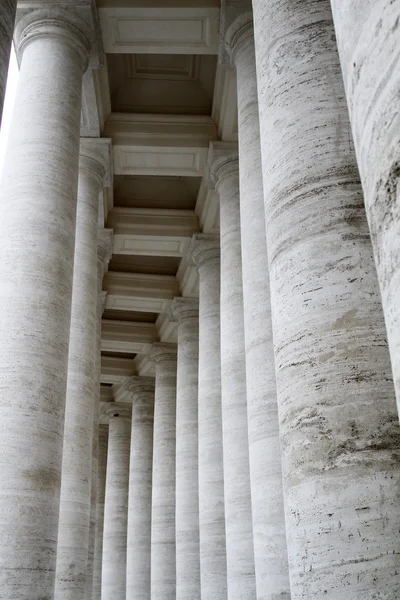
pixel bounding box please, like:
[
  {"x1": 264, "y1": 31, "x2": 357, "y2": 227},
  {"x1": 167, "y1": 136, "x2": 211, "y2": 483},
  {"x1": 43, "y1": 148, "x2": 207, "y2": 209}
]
[
  {"x1": 223, "y1": 11, "x2": 290, "y2": 599},
  {"x1": 252, "y1": 0, "x2": 400, "y2": 596},
  {"x1": 93, "y1": 425, "x2": 109, "y2": 600},
  {"x1": 126, "y1": 376, "x2": 155, "y2": 600},
  {"x1": 190, "y1": 233, "x2": 227, "y2": 600},
  {"x1": 0, "y1": 0, "x2": 16, "y2": 123},
  {"x1": 0, "y1": 9, "x2": 90, "y2": 598},
  {"x1": 55, "y1": 140, "x2": 110, "y2": 600},
  {"x1": 102, "y1": 403, "x2": 131, "y2": 600},
  {"x1": 170, "y1": 298, "x2": 201, "y2": 600},
  {"x1": 150, "y1": 343, "x2": 177, "y2": 600},
  {"x1": 209, "y1": 144, "x2": 256, "y2": 599},
  {"x1": 86, "y1": 230, "x2": 113, "y2": 600},
  {"x1": 330, "y1": 1, "x2": 400, "y2": 414}
]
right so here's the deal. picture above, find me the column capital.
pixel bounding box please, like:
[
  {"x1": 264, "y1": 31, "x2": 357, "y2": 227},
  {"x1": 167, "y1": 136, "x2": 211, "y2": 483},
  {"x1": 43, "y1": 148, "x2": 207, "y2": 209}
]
[
  {"x1": 98, "y1": 228, "x2": 113, "y2": 275},
  {"x1": 219, "y1": 0, "x2": 252, "y2": 64},
  {"x1": 150, "y1": 343, "x2": 177, "y2": 365},
  {"x1": 102, "y1": 402, "x2": 132, "y2": 422},
  {"x1": 207, "y1": 141, "x2": 239, "y2": 192},
  {"x1": 79, "y1": 138, "x2": 112, "y2": 189},
  {"x1": 123, "y1": 376, "x2": 155, "y2": 405},
  {"x1": 224, "y1": 13, "x2": 254, "y2": 65},
  {"x1": 189, "y1": 233, "x2": 220, "y2": 271},
  {"x1": 15, "y1": 8, "x2": 92, "y2": 68},
  {"x1": 169, "y1": 297, "x2": 199, "y2": 323}
]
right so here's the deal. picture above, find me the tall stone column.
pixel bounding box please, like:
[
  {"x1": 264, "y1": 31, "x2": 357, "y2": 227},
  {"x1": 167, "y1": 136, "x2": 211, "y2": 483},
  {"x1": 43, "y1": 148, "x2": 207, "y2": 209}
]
[
  {"x1": 190, "y1": 234, "x2": 227, "y2": 600},
  {"x1": 0, "y1": 0, "x2": 16, "y2": 123},
  {"x1": 209, "y1": 144, "x2": 256, "y2": 599},
  {"x1": 102, "y1": 403, "x2": 131, "y2": 600},
  {"x1": 126, "y1": 376, "x2": 155, "y2": 600},
  {"x1": 330, "y1": 1, "x2": 400, "y2": 414},
  {"x1": 55, "y1": 140, "x2": 111, "y2": 600},
  {"x1": 150, "y1": 343, "x2": 177, "y2": 600},
  {"x1": 93, "y1": 424, "x2": 109, "y2": 600},
  {"x1": 86, "y1": 232, "x2": 113, "y2": 600},
  {"x1": 252, "y1": 0, "x2": 400, "y2": 597},
  {"x1": 0, "y1": 9, "x2": 90, "y2": 598},
  {"x1": 170, "y1": 298, "x2": 201, "y2": 600},
  {"x1": 223, "y1": 9, "x2": 290, "y2": 599}
]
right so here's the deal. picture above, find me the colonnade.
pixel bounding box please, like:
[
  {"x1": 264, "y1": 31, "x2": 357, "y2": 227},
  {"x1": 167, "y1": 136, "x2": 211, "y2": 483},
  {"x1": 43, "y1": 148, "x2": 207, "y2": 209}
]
[{"x1": 0, "y1": 1, "x2": 399, "y2": 599}]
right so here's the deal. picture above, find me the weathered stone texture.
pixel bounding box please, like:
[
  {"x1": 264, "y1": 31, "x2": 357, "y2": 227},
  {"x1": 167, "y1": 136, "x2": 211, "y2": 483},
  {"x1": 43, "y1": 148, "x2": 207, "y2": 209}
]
[
  {"x1": 171, "y1": 298, "x2": 201, "y2": 600},
  {"x1": 126, "y1": 377, "x2": 155, "y2": 600},
  {"x1": 253, "y1": 0, "x2": 400, "y2": 597},
  {"x1": 190, "y1": 234, "x2": 228, "y2": 600},
  {"x1": 330, "y1": 0, "x2": 400, "y2": 416},
  {"x1": 0, "y1": 0, "x2": 16, "y2": 123},
  {"x1": 150, "y1": 344, "x2": 177, "y2": 600},
  {"x1": 226, "y1": 14, "x2": 290, "y2": 600},
  {"x1": 102, "y1": 405, "x2": 131, "y2": 600},
  {"x1": 210, "y1": 148, "x2": 256, "y2": 599},
  {"x1": 55, "y1": 148, "x2": 104, "y2": 600},
  {"x1": 93, "y1": 425, "x2": 108, "y2": 600},
  {"x1": 0, "y1": 11, "x2": 89, "y2": 598}
]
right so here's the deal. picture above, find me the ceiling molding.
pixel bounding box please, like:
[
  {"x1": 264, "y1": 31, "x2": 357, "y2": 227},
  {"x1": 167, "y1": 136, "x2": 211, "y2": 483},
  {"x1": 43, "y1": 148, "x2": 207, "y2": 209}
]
[
  {"x1": 101, "y1": 355, "x2": 137, "y2": 384},
  {"x1": 155, "y1": 312, "x2": 178, "y2": 344},
  {"x1": 104, "y1": 113, "x2": 217, "y2": 177},
  {"x1": 101, "y1": 319, "x2": 158, "y2": 354},
  {"x1": 176, "y1": 256, "x2": 199, "y2": 298},
  {"x1": 103, "y1": 271, "x2": 178, "y2": 314},
  {"x1": 195, "y1": 176, "x2": 220, "y2": 233},
  {"x1": 107, "y1": 207, "x2": 199, "y2": 258},
  {"x1": 99, "y1": 6, "x2": 219, "y2": 54},
  {"x1": 133, "y1": 354, "x2": 156, "y2": 377}
]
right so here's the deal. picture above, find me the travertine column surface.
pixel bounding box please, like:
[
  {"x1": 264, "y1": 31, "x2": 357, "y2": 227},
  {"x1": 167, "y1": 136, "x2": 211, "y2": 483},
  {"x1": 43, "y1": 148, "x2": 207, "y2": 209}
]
[
  {"x1": 0, "y1": 0, "x2": 16, "y2": 123},
  {"x1": 210, "y1": 145, "x2": 256, "y2": 599},
  {"x1": 330, "y1": 0, "x2": 400, "y2": 414},
  {"x1": 225, "y1": 13, "x2": 290, "y2": 599},
  {"x1": 0, "y1": 10, "x2": 90, "y2": 598},
  {"x1": 93, "y1": 424, "x2": 109, "y2": 600},
  {"x1": 89, "y1": 229, "x2": 113, "y2": 600},
  {"x1": 126, "y1": 376, "x2": 155, "y2": 600},
  {"x1": 170, "y1": 298, "x2": 201, "y2": 600},
  {"x1": 55, "y1": 140, "x2": 110, "y2": 600},
  {"x1": 150, "y1": 343, "x2": 177, "y2": 600},
  {"x1": 102, "y1": 403, "x2": 131, "y2": 600},
  {"x1": 253, "y1": 0, "x2": 400, "y2": 597},
  {"x1": 190, "y1": 234, "x2": 227, "y2": 600}
]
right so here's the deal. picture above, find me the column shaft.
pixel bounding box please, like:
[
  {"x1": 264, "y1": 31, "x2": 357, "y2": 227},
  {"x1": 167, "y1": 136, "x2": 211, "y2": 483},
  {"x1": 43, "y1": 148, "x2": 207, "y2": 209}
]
[
  {"x1": 0, "y1": 11, "x2": 89, "y2": 597},
  {"x1": 330, "y1": 0, "x2": 400, "y2": 413},
  {"x1": 171, "y1": 299, "x2": 201, "y2": 600},
  {"x1": 126, "y1": 377, "x2": 155, "y2": 600},
  {"x1": 253, "y1": 0, "x2": 400, "y2": 596},
  {"x1": 0, "y1": 0, "x2": 16, "y2": 123},
  {"x1": 55, "y1": 142, "x2": 108, "y2": 600},
  {"x1": 102, "y1": 404, "x2": 131, "y2": 600},
  {"x1": 91, "y1": 229, "x2": 113, "y2": 600},
  {"x1": 93, "y1": 425, "x2": 109, "y2": 600},
  {"x1": 226, "y1": 15, "x2": 290, "y2": 598},
  {"x1": 210, "y1": 147, "x2": 256, "y2": 599},
  {"x1": 190, "y1": 235, "x2": 227, "y2": 600},
  {"x1": 150, "y1": 344, "x2": 177, "y2": 600}
]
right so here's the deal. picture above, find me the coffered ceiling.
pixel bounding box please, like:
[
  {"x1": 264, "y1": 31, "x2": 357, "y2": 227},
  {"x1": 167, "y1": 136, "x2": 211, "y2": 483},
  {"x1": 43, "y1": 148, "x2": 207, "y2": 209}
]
[
  {"x1": 108, "y1": 53, "x2": 217, "y2": 114},
  {"x1": 93, "y1": 0, "x2": 238, "y2": 394}
]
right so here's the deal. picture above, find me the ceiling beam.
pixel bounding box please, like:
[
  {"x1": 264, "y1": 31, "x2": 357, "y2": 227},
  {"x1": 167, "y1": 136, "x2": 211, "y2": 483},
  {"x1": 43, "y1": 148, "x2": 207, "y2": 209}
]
[
  {"x1": 103, "y1": 271, "x2": 179, "y2": 314},
  {"x1": 99, "y1": 5, "x2": 220, "y2": 55},
  {"x1": 104, "y1": 113, "x2": 217, "y2": 177},
  {"x1": 101, "y1": 320, "x2": 158, "y2": 354}
]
